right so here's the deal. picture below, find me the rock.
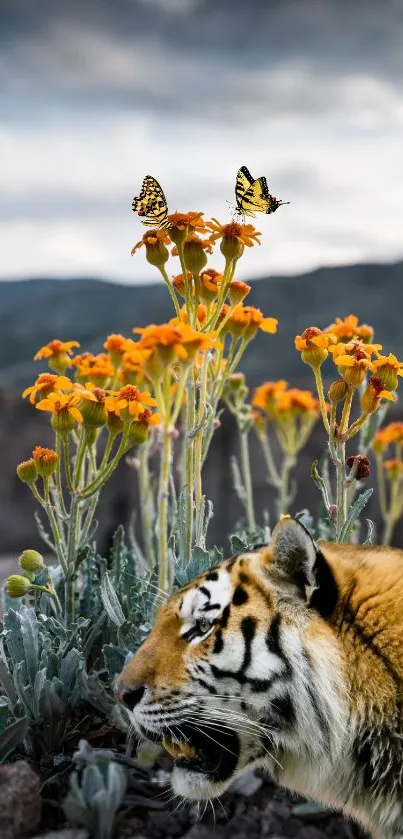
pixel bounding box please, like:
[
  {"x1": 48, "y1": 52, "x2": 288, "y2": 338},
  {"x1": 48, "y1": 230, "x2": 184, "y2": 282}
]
[
  {"x1": 181, "y1": 827, "x2": 214, "y2": 839},
  {"x1": 0, "y1": 760, "x2": 41, "y2": 839},
  {"x1": 229, "y1": 769, "x2": 263, "y2": 797},
  {"x1": 33, "y1": 831, "x2": 89, "y2": 839}
]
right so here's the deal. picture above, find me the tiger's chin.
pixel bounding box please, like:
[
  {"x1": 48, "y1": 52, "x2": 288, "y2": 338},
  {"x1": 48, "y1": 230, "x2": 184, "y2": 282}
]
[{"x1": 140, "y1": 721, "x2": 248, "y2": 801}]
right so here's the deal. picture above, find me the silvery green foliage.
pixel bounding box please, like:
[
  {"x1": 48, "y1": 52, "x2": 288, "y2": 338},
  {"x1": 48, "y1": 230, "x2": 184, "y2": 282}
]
[
  {"x1": 0, "y1": 528, "x2": 159, "y2": 756},
  {"x1": 0, "y1": 716, "x2": 29, "y2": 763},
  {"x1": 63, "y1": 739, "x2": 127, "y2": 839},
  {"x1": 0, "y1": 605, "x2": 90, "y2": 752},
  {"x1": 175, "y1": 545, "x2": 223, "y2": 587}
]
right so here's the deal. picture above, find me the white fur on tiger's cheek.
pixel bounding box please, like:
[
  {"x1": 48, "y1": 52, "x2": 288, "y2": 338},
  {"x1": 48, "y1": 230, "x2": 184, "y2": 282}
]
[{"x1": 179, "y1": 571, "x2": 232, "y2": 638}]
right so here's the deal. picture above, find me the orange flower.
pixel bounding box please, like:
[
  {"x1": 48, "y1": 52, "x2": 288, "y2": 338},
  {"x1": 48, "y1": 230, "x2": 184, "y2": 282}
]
[
  {"x1": 275, "y1": 389, "x2": 321, "y2": 416},
  {"x1": 131, "y1": 228, "x2": 170, "y2": 254},
  {"x1": 72, "y1": 353, "x2": 114, "y2": 387},
  {"x1": 176, "y1": 304, "x2": 208, "y2": 327},
  {"x1": 373, "y1": 422, "x2": 403, "y2": 451},
  {"x1": 167, "y1": 212, "x2": 206, "y2": 247},
  {"x1": 134, "y1": 322, "x2": 219, "y2": 369},
  {"x1": 252, "y1": 381, "x2": 288, "y2": 414},
  {"x1": 329, "y1": 341, "x2": 379, "y2": 388},
  {"x1": 325, "y1": 315, "x2": 374, "y2": 344},
  {"x1": 207, "y1": 219, "x2": 262, "y2": 254},
  {"x1": 32, "y1": 445, "x2": 59, "y2": 477},
  {"x1": 34, "y1": 340, "x2": 80, "y2": 373},
  {"x1": 228, "y1": 280, "x2": 251, "y2": 305},
  {"x1": 118, "y1": 349, "x2": 147, "y2": 386},
  {"x1": 226, "y1": 305, "x2": 278, "y2": 339},
  {"x1": 172, "y1": 272, "x2": 194, "y2": 298},
  {"x1": 124, "y1": 408, "x2": 162, "y2": 448},
  {"x1": 372, "y1": 353, "x2": 403, "y2": 391},
  {"x1": 104, "y1": 334, "x2": 128, "y2": 366},
  {"x1": 295, "y1": 327, "x2": 336, "y2": 367},
  {"x1": 105, "y1": 385, "x2": 157, "y2": 422},
  {"x1": 131, "y1": 229, "x2": 170, "y2": 267},
  {"x1": 360, "y1": 376, "x2": 396, "y2": 413},
  {"x1": 74, "y1": 382, "x2": 108, "y2": 427},
  {"x1": 36, "y1": 392, "x2": 84, "y2": 432},
  {"x1": 383, "y1": 459, "x2": 403, "y2": 480},
  {"x1": 200, "y1": 269, "x2": 222, "y2": 301},
  {"x1": 22, "y1": 373, "x2": 72, "y2": 404}
]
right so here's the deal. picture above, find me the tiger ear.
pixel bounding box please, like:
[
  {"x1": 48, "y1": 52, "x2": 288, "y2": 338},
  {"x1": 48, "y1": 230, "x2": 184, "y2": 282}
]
[
  {"x1": 269, "y1": 517, "x2": 338, "y2": 617},
  {"x1": 270, "y1": 517, "x2": 317, "y2": 589}
]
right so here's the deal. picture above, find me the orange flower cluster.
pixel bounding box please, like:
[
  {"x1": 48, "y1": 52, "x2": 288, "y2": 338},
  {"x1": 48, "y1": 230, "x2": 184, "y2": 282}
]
[
  {"x1": 324, "y1": 314, "x2": 374, "y2": 344},
  {"x1": 373, "y1": 422, "x2": 403, "y2": 453},
  {"x1": 252, "y1": 381, "x2": 321, "y2": 421},
  {"x1": 23, "y1": 339, "x2": 161, "y2": 440}
]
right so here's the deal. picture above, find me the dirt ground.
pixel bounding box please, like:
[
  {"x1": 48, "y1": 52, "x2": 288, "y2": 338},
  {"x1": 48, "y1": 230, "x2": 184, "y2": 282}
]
[{"x1": 117, "y1": 771, "x2": 369, "y2": 839}]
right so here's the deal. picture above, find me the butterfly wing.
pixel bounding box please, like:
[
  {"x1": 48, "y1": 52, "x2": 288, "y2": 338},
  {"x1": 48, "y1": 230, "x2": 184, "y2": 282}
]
[
  {"x1": 235, "y1": 166, "x2": 255, "y2": 212},
  {"x1": 238, "y1": 176, "x2": 271, "y2": 217},
  {"x1": 132, "y1": 175, "x2": 169, "y2": 228}
]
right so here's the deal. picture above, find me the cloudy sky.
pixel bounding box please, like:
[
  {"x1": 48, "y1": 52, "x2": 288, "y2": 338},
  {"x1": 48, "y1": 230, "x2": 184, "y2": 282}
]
[{"x1": 1, "y1": 0, "x2": 403, "y2": 283}]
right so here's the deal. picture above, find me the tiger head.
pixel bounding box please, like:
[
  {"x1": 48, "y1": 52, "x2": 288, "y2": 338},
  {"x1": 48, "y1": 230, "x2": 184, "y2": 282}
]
[{"x1": 116, "y1": 518, "x2": 347, "y2": 801}]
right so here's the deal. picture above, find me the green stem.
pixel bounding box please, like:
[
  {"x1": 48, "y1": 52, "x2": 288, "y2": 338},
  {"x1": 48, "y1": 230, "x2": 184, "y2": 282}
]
[
  {"x1": 335, "y1": 440, "x2": 347, "y2": 540},
  {"x1": 159, "y1": 265, "x2": 181, "y2": 319},
  {"x1": 62, "y1": 436, "x2": 74, "y2": 493},
  {"x1": 138, "y1": 441, "x2": 156, "y2": 570},
  {"x1": 80, "y1": 431, "x2": 129, "y2": 497},
  {"x1": 183, "y1": 377, "x2": 195, "y2": 564},
  {"x1": 65, "y1": 496, "x2": 80, "y2": 625},
  {"x1": 375, "y1": 453, "x2": 387, "y2": 518},
  {"x1": 313, "y1": 366, "x2": 330, "y2": 433},
  {"x1": 256, "y1": 428, "x2": 281, "y2": 486},
  {"x1": 382, "y1": 514, "x2": 396, "y2": 546},
  {"x1": 78, "y1": 493, "x2": 100, "y2": 552},
  {"x1": 239, "y1": 424, "x2": 256, "y2": 531},
  {"x1": 277, "y1": 454, "x2": 296, "y2": 517},
  {"x1": 194, "y1": 354, "x2": 209, "y2": 546},
  {"x1": 177, "y1": 245, "x2": 194, "y2": 325},
  {"x1": 157, "y1": 424, "x2": 172, "y2": 594},
  {"x1": 55, "y1": 434, "x2": 68, "y2": 517},
  {"x1": 73, "y1": 430, "x2": 88, "y2": 489},
  {"x1": 40, "y1": 480, "x2": 67, "y2": 575}
]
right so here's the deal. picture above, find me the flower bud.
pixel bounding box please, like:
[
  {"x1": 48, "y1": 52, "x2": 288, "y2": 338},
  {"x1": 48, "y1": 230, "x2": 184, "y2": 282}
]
[
  {"x1": 16, "y1": 459, "x2": 37, "y2": 484},
  {"x1": 183, "y1": 237, "x2": 208, "y2": 275},
  {"x1": 51, "y1": 411, "x2": 77, "y2": 434},
  {"x1": 6, "y1": 575, "x2": 31, "y2": 598},
  {"x1": 32, "y1": 446, "x2": 59, "y2": 477},
  {"x1": 346, "y1": 455, "x2": 371, "y2": 480},
  {"x1": 228, "y1": 280, "x2": 251, "y2": 305},
  {"x1": 327, "y1": 380, "x2": 348, "y2": 404},
  {"x1": 77, "y1": 396, "x2": 107, "y2": 428},
  {"x1": 141, "y1": 232, "x2": 169, "y2": 268},
  {"x1": 107, "y1": 411, "x2": 124, "y2": 438},
  {"x1": 220, "y1": 227, "x2": 244, "y2": 262},
  {"x1": 19, "y1": 549, "x2": 45, "y2": 575}
]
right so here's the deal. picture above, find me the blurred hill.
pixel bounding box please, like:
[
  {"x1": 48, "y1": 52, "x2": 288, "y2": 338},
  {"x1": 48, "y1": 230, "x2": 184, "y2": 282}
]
[
  {"x1": 0, "y1": 260, "x2": 402, "y2": 557},
  {"x1": 0, "y1": 260, "x2": 402, "y2": 392}
]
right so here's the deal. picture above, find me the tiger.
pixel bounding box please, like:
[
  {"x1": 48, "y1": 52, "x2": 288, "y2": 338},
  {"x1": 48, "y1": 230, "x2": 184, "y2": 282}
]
[{"x1": 117, "y1": 517, "x2": 403, "y2": 838}]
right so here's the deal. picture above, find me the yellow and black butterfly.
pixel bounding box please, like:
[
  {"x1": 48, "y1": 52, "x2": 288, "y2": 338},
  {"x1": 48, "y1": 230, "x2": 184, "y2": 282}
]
[
  {"x1": 132, "y1": 175, "x2": 170, "y2": 229},
  {"x1": 235, "y1": 166, "x2": 289, "y2": 218}
]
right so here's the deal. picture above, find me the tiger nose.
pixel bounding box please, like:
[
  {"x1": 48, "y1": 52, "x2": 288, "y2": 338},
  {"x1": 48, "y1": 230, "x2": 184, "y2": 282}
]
[{"x1": 116, "y1": 684, "x2": 145, "y2": 711}]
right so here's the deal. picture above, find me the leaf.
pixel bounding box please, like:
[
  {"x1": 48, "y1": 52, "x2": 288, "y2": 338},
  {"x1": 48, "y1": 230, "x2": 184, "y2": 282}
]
[
  {"x1": 103, "y1": 644, "x2": 127, "y2": 679},
  {"x1": 230, "y1": 456, "x2": 246, "y2": 505},
  {"x1": 229, "y1": 535, "x2": 248, "y2": 554},
  {"x1": 0, "y1": 696, "x2": 10, "y2": 733},
  {"x1": 100, "y1": 573, "x2": 125, "y2": 628},
  {"x1": 0, "y1": 646, "x2": 16, "y2": 705},
  {"x1": 0, "y1": 716, "x2": 28, "y2": 763},
  {"x1": 363, "y1": 518, "x2": 375, "y2": 545},
  {"x1": 339, "y1": 488, "x2": 373, "y2": 543},
  {"x1": 20, "y1": 606, "x2": 39, "y2": 686}
]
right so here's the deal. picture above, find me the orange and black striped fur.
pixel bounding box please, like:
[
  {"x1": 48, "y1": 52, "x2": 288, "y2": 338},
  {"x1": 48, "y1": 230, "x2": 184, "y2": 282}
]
[{"x1": 117, "y1": 518, "x2": 403, "y2": 838}]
